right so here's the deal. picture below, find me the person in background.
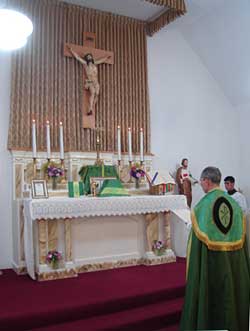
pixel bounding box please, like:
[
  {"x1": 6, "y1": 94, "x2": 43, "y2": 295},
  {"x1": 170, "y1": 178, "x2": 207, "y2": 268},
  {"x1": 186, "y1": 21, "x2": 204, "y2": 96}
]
[
  {"x1": 224, "y1": 176, "x2": 248, "y2": 213},
  {"x1": 180, "y1": 166, "x2": 250, "y2": 331}
]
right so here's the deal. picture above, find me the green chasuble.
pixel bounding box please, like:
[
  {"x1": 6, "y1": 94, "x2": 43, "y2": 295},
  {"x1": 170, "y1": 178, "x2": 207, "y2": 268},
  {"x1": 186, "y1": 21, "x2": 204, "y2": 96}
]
[
  {"x1": 99, "y1": 179, "x2": 130, "y2": 197},
  {"x1": 180, "y1": 188, "x2": 250, "y2": 331},
  {"x1": 78, "y1": 165, "x2": 119, "y2": 194}
]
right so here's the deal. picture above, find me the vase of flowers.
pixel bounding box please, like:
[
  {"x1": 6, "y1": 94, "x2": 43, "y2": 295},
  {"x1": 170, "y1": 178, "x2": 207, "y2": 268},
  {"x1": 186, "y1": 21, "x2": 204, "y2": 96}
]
[
  {"x1": 152, "y1": 240, "x2": 166, "y2": 256},
  {"x1": 47, "y1": 163, "x2": 64, "y2": 190},
  {"x1": 46, "y1": 250, "x2": 63, "y2": 269},
  {"x1": 130, "y1": 164, "x2": 145, "y2": 189}
]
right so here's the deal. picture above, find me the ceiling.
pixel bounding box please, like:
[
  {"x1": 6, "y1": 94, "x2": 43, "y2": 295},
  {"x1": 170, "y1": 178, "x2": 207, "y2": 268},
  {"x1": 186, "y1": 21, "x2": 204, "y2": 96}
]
[
  {"x1": 62, "y1": 0, "x2": 165, "y2": 21},
  {"x1": 62, "y1": 0, "x2": 227, "y2": 23}
]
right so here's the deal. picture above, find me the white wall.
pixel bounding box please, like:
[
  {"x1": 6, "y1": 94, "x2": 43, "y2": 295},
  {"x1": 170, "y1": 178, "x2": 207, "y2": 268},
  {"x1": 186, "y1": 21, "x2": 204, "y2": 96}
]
[
  {"x1": 177, "y1": 0, "x2": 250, "y2": 107},
  {"x1": 147, "y1": 28, "x2": 241, "y2": 206},
  {"x1": 237, "y1": 103, "x2": 250, "y2": 204},
  {"x1": 0, "y1": 52, "x2": 13, "y2": 268}
]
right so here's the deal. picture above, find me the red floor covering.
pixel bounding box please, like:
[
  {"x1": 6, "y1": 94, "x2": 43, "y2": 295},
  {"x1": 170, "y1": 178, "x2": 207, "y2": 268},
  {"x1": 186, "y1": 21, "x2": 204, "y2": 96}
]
[{"x1": 0, "y1": 260, "x2": 185, "y2": 331}]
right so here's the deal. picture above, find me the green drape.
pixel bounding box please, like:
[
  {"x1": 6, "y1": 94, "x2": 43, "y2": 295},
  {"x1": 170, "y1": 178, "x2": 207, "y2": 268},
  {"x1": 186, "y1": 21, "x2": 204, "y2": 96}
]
[
  {"x1": 99, "y1": 179, "x2": 129, "y2": 197},
  {"x1": 79, "y1": 165, "x2": 119, "y2": 194}
]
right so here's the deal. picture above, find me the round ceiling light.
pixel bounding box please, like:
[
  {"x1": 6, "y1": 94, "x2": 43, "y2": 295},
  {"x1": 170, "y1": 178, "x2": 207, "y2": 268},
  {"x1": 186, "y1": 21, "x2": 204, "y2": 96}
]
[{"x1": 0, "y1": 9, "x2": 33, "y2": 51}]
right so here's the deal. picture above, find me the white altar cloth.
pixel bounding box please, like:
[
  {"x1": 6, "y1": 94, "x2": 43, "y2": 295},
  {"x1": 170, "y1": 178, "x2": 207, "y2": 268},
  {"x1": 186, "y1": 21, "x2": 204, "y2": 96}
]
[{"x1": 23, "y1": 195, "x2": 190, "y2": 279}]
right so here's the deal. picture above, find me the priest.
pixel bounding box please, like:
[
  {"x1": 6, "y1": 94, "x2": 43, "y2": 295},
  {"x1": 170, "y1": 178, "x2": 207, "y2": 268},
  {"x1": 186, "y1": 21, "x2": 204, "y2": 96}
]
[{"x1": 180, "y1": 166, "x2": 250, "y2": 331}]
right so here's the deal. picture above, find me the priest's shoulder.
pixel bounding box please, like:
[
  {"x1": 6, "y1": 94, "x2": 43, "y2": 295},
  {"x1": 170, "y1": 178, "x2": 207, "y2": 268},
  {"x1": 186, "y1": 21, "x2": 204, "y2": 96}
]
[{"x1": 194, "y1": 188, "x2": 242, "y2": 212}]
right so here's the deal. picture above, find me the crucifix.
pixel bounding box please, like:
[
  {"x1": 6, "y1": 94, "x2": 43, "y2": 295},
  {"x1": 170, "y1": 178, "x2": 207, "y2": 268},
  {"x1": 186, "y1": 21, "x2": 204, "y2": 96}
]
[{"x1": 64, "y1": 32, "x2": 114, "y2": 129}]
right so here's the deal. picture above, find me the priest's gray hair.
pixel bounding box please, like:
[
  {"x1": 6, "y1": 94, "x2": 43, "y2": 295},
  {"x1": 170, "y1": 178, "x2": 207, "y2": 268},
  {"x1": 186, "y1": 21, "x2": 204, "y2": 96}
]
[{"x1": 200, "y1": 167, "x2": 221, "y2": 184}]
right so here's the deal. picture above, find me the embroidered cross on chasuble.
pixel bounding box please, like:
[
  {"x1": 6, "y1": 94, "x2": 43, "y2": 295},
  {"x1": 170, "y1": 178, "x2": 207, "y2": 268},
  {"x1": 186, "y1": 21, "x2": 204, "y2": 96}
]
[{"x1": 64, "y1": 32, "x2": 114, "y2": 129}]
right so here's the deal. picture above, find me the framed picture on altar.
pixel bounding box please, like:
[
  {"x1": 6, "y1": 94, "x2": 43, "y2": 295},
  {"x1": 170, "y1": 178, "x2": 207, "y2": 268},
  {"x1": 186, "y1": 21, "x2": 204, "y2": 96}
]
[
  {"x1": 90, "y1": 177, "x2": 116, "y2": 195},
  {"x1": 31, "y1": 180, "x2": 48, "y2": 199}
]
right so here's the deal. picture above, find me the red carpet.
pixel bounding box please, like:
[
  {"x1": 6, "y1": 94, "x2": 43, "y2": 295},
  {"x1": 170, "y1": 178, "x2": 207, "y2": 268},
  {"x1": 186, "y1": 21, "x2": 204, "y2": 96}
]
[{"x1": 0, "y1": 260, "x2": 185, "y2": 331}]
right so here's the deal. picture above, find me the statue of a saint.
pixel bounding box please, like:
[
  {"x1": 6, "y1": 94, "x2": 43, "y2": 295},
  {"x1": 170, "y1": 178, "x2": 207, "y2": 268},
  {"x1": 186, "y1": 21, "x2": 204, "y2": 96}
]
[
  {"x1": 176, "y1": 158, "x2": 198, "y2": 208},
  {"x1": 68, "y1": 46, "x2": 110, "y2": 115}
]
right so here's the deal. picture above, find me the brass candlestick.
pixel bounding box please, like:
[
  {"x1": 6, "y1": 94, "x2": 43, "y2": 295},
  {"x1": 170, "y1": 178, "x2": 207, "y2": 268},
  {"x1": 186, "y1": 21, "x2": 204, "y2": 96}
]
[
  {"x1": 33, "y1": 158, "x2": 37, "y2": 179},
  {"x1": 95, "y1": 135, "x2": 103, "y2": 166},
  {"x1": 129, "y1": 160, "x2": 133, "y2": 183},
  {"x1": 140, "y1": 160, "x2": 145, "y2": 183},
  {"x1": 60, "y1": 159, "x2": 67, "y2": 183},
  {"x1": 45, "y1": 159, "x2": 51, "y2": 182},
  {"x1": 117, "y1": 159, "x2": 121, "y2": 179}
]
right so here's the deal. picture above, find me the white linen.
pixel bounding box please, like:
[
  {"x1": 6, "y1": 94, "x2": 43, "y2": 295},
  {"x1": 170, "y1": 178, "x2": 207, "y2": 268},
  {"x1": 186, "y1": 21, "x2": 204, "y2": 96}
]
[
  {"x1": 231, "y1": 191, "x2": 248, "y2": 213},
  {"x1": 170, "y1": 209, "x2": 191, "y2": 257}
]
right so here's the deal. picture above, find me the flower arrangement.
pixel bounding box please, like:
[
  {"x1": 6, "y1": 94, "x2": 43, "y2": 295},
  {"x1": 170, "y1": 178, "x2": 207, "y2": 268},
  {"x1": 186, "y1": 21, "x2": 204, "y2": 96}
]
[
  {"x1": 42, "y1": 161, "x2": 64, "y2": 178},
  {"x1": 130, "y1": 163, "x2": 145, "y2": 189},
  {"x1": 152, "y1": 240, "x2": 166, "y2": 256},
  {"x1": 42, "y1": 161, "x2": 64, "y2": 190},
  {"x1": 130, "y1": 163, "x2": 145, "y2": 179},
  {"x1": 46, "y1": 250, "x2": 63, "y2": 269},
  {"x1": 47, "y1": 165, "x2": 64, "y2": 178}
]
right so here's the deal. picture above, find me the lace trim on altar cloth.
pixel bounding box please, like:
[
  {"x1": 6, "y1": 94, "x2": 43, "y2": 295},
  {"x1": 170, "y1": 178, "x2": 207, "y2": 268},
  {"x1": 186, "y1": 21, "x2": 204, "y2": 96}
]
[{"x1": 24, "y1": 195, "x2": 188, "y2": 220}]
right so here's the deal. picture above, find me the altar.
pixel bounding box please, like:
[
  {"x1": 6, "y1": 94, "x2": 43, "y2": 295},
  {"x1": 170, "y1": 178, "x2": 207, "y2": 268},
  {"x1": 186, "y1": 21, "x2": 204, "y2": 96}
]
[{"x1": 23, "y1": 194, "x2": 190, "y2": 281}]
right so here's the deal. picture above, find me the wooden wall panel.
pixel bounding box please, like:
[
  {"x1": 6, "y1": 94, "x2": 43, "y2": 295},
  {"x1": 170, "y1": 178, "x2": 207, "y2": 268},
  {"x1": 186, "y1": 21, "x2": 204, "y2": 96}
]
[{"x1": 8, "y1": 0, "x2": 150, "y2": 154}]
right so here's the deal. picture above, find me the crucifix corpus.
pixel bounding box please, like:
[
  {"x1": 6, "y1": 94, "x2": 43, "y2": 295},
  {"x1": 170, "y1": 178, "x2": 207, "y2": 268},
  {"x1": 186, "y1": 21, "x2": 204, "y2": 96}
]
[{"x1": 64, "y1": 32, "x2": 114, "y2": 129}]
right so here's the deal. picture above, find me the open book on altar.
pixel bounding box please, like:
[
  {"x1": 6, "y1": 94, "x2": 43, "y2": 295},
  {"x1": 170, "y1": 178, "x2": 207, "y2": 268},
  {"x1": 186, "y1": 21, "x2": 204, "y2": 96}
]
[
  {"x1": 146, "y1": 169, "x2": 175, "y2": 186},
  {"x1": 146, "y1": 169, "x2": 175, "y2": 195}
]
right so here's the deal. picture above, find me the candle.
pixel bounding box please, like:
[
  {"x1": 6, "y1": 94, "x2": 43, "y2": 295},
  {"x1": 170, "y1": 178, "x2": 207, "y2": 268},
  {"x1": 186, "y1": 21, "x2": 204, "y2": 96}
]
[
  {"x1": 46, "y1": 121, "x2": 51, "y2": 159},
  {"x1": 59, "y1": 122, "x2": 64, "y2": 160},
  {"x1": 32, "y1": 119, "x2": 37, "y2": 158},
  {"x1": 117, "y1": 126, "x2": 121, "y2": 161},
  {"x1": 128, "y1": 127, "x2": 132, "y2": 162},
  {"x1": 140, "y1": 128, "x2": 144, "y2": 162}
]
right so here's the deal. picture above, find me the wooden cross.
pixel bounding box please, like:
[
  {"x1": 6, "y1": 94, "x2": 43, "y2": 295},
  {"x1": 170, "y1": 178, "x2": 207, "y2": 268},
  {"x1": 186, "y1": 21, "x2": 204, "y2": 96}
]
[{"x1": 64, "y1": 32, "x2": 114, "y2": 129}]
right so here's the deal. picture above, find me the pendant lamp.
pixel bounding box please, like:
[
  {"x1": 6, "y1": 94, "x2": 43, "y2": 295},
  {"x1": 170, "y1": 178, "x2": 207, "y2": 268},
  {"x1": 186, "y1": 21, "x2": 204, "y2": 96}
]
[{"x1": 0, "y1": 6, "x2": 33, "y2": 51}]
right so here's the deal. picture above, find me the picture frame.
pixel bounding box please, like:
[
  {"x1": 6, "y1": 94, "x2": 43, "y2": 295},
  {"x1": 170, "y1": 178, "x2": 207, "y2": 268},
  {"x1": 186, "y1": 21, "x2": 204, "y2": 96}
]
[
  {"x1": 31, "y1": 180, "x2": 49, "y2": 199},
  {"x1": 89, "y1": 177, "x2": 116, "y2": 195}
]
